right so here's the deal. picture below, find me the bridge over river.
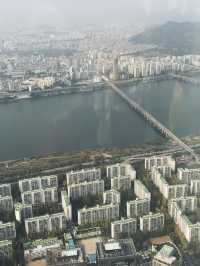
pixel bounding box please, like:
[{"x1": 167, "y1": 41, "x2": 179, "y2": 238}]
[{"x1": 102, "y1": 76, "x2": 199, "y2": 163}]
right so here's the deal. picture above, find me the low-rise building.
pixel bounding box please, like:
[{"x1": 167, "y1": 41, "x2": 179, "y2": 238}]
[
  {"x1": 67, "y1": 179, "x2": 104, "y2": 200},
  {"x1": 140, "y1": 213, "x2": 164, "y2": 232},
  {"x1": 107, "y1": 163, "x2": 136, "y2": 180},
  {"x1": 78, "y1": 204, "x2": 119, "y2": 225},
  {"x1": 15, "y1": 203, "x2": 33, "y2": 222},
  {"x1": 111, "y1": 176, "x2": 131, "y2": 191},
  {"x1": 0, "y1": 222, "x2": 16, "y2": 241},
  {"x1": 127, "y1": 199, "x2": 150, "y2": 218},
  {"x1": 145, "y1": 156, "x2": 175, "y2": 171},
  {"x1": 66, "y1": 168, "x2": 101, "y2": 185},
  {"x1": 61, "y1": 191, "x2": 72, "y2": 221},
  {"x1": 25, "y1": 213, "x2": 66, "y2": 235},
  {"x1": 96, "y1": 239, "x2": 137, "y2": 266},
  {"x1": 153, "y1": 245, "x2": 181, "y2": 266},
  {"x1": 103, "y1": 189, "x2": 121, "y2": 204},
  {"x1": 134, "y1": 180, "x2": 151, "y2": 200},
  {"x1": 111, "y1": 217, "x2": 137, "y2": 239},
  {"x1": 21, "y1": 187, "x2": 58, "y2": 205}
]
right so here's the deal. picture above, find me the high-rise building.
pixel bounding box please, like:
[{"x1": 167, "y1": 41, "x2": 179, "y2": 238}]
[
  {"x1": 177, "y1": 168, "x2": 200, "y2": 185},
  {"x1": 61, "y1": 191, "x2": 72, "y2": 221},
  {"x1": 78, "y1": 204, "x2": 119, "y2": 225},
  {"x1": 0, "y1": 184, "x2": 11, "y2": 197},
  {"x1": 107, "y1": 163, "x2": 136, "y2": 180},
  {"x1": 140, "y1": 213, "x2": 164, "y2": 232},
  {"x1": 145, "y1": 156, "x2": 175, "y2": 171},
  {"x1": 134, "y1": 180, "x2": 151, "y2": 200},
  {"x1": 66, "y1": 168, "x2": 101, "y2": 185},
  {"x1": 67, "y1": 180, "x2": 104, "y2": 200},
  {"x1": 111, "y1": 218, "x2": 137, "y2": 239},
  {"x1": 15, "y1": 203, "x2": 33, "y2": 222},
  {"x1": 111, "y1": 176, "x2": 131, "y2": 191},
  {"x1": 0, "y1": 196, "x2": 13, "y2": 211},
  {"x1": 25, "y1": 213, "x2": 66, "y2": 235},
  {"x1": 103, "y1": 190, "x2": 121, "y2": 205},
  {"x1": 127, "y1": 199, "x2": 150, "y2": 218},
  {"x1": 0, "y1": 222, "x2": 16, "y2": 241},
  {"x1": 19, "y1": 175, "x2": 58, "y2": 193},
  {"x1": 21, "y1": 187, "x2": 58, "y2": 205}
]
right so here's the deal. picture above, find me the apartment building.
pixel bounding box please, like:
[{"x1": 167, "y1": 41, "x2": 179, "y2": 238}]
[
  {"x1": 140, "y1": 213, "x2": 164, "y2": 232},
  {"x1": 0, "y1": 222, "x2": 16, "y2": 241},
  {"x1": 0, "y1": 184, "x2": 11, "y2": 197},
  {"x1": 61, "y1": 191, "x2": 72, "y2": 221},
  {"x1": 78, "y1": 204, "x2": 119, "y2": 225},
  {"x1": 19, "y1": 175, "x2": 58, "y2": 193},
  {"x1": 190, "y1": 179, "x2": 200, "y2": 196},
  {"x1": 111, "y1": 176, "x2": 131, "y2": 191},
  {"x1": 103, "y1": 189, "x2": 121, "y2": 205},
  {"x1": 177, "y1": 168, "x2": 200, "y2": 184},
  {"x1": 25, "y1": 213, "x2": 66, "y2": 235},
  {"x1": 15, "y1": 203, "x2": 33, "y2": 222},
  {"x1": 107, "y1": 163, "x2": 136, "y2": 180},
  {"x1": 111, "y1": 218, "x2": 137, "y2": 239},
  {"x1": 168, "y1": 196, "x2": 200, "y2": 242},
  {"x1": 0, "y1": 196, "x2": 13, "y2": 211},
  {"x1": 145, "y1": 156, "x2": 175, "y2": 171},
  {"x1": 134, "y1": 180, "x2": 151, "y2": 200},
  {"x1": 127, "y1": 199, "x2": 150, "y2": 218},
  {"x1": 21, "y1": 187, "x2": 58, "y2": 205},
  {"x1": 151, "y1": 167, "x2": 187, "y2": 199},
  {"x1": 67, "y1": 179, "x2": 104, "y2": 200},
  {"x1": 0, "y1": 240, "x2": 13, "y2": 259},
  {"x1": 66, "y1": 168, "x2": 101, "y2": 185}
]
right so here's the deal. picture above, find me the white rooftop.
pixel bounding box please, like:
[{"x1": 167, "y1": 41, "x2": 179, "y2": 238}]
[{"x1": 104, "y1": 242, "x2": 121, "y2": 251}]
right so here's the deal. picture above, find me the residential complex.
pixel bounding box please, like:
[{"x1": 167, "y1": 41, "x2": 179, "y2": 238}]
[
  {"x1": 111, "y1": 218, "x2": 137, "y2": 239},
  {"x1": 134, "y1": 180, "x2": 151, "y2": 200},
  {"x1": 107, "y1": 163, "x2": 136, "y2": 180},
  {"x1": 21, "y1": 187, "x2": 58, "y2": 205},
  {"x1": 25, "y1": 212, "x2": 66, "y2": 235},
  {"x1": 151, "y1": 167, "x2": 187, "y2": 199},
  {"x1": 177, "y1": 168, "x2": 200, "y2": 184},
  {"x1": 140, "y1": 213, "x2": 164, "y2": 232},
  {"x1": 15, "y1": 203, "x2": 33, "y2": 222},
  {"x1": 145, "y1": 156, "x2": 175, "y2": 171},
  {"x1": 0, "y1": 196, "x2": 13, "y2": 211},
  {"x1": 78, "y1": 204, "x2": 119, "y2": 225},
  {"x1": 103, "y1": 189, "x2": 121, "y2": 204},
  {"x1": 61, "y1": 191, "x2": 72, "y2": 221},
  {"x1": 66, "y1": 168, "x2": 101, "y2": 185},
  {"x1": 0, "y1": 222, "x2": 16, "y2": 241},
  {"x1": 0, "y1": 184, "x2": 11, "y2": 197},
  {"x1": 127, "y1": 198, "x2": 150, "y2": 218},
  {"x1": 19, "y1": 175, "x2": 58, "y2": 192},
  {"x1": 67, "y1": 179, "x2": 104, "y2": 200},
  {"x1": 111, "y1": 176, "x2": 131, "y2": 191}
]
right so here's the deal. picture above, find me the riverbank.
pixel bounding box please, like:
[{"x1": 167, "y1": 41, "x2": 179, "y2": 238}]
[
  {"x1": 0, "y1": 135, "x2": 200, "y2": 184},
  {"x1": 0, "y1": 74, "x2": 174, "y2": 104}
]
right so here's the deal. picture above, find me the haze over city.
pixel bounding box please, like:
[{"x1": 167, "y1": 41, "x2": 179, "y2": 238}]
[{"x1": 0, "y1": 0, "x2": 200, "y2": 31}]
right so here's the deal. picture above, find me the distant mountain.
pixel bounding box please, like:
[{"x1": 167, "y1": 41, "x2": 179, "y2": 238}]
[{"x1": 130, "y1": 21, "x2": 200, "y2": 55}]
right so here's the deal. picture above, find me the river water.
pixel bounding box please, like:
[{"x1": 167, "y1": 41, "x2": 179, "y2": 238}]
[{"x1": 0, "y1": 79, "x2": 200, "y2": 161}]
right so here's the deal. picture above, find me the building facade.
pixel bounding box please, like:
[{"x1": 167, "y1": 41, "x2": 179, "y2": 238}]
[
  {"x1": 140, "y1": 213, "x2": 164, "y2": 232},
  {"x1": 66, "y1": 168, "x2": 101, "y2": 185},
  {"x1": 127, "y1": 199, "x2": 150, "y2": 218},
  {"x1": 103, "y1": 190, "x2": 121, "y2": 205},
  {"x1": 111, "y1": 218, "x2": 137, "y2": 239},
  {"x1": 134, "y1": 180, "x2": 151, "y2": 200}
]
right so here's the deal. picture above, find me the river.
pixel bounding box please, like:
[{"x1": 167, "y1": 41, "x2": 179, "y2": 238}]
[{"x1": 0, "y1": 78, "x2": 200, "y2": 161}]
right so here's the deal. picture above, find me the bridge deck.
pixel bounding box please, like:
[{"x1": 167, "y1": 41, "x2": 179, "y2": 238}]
[{"x1": 102, "y1": 76, "x2": 199, "y2": 163}]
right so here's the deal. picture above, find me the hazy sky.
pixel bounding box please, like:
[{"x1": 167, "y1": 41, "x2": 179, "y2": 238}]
[{"x1": 0, "y1": 0, "x2": 200, "y2": 31}]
